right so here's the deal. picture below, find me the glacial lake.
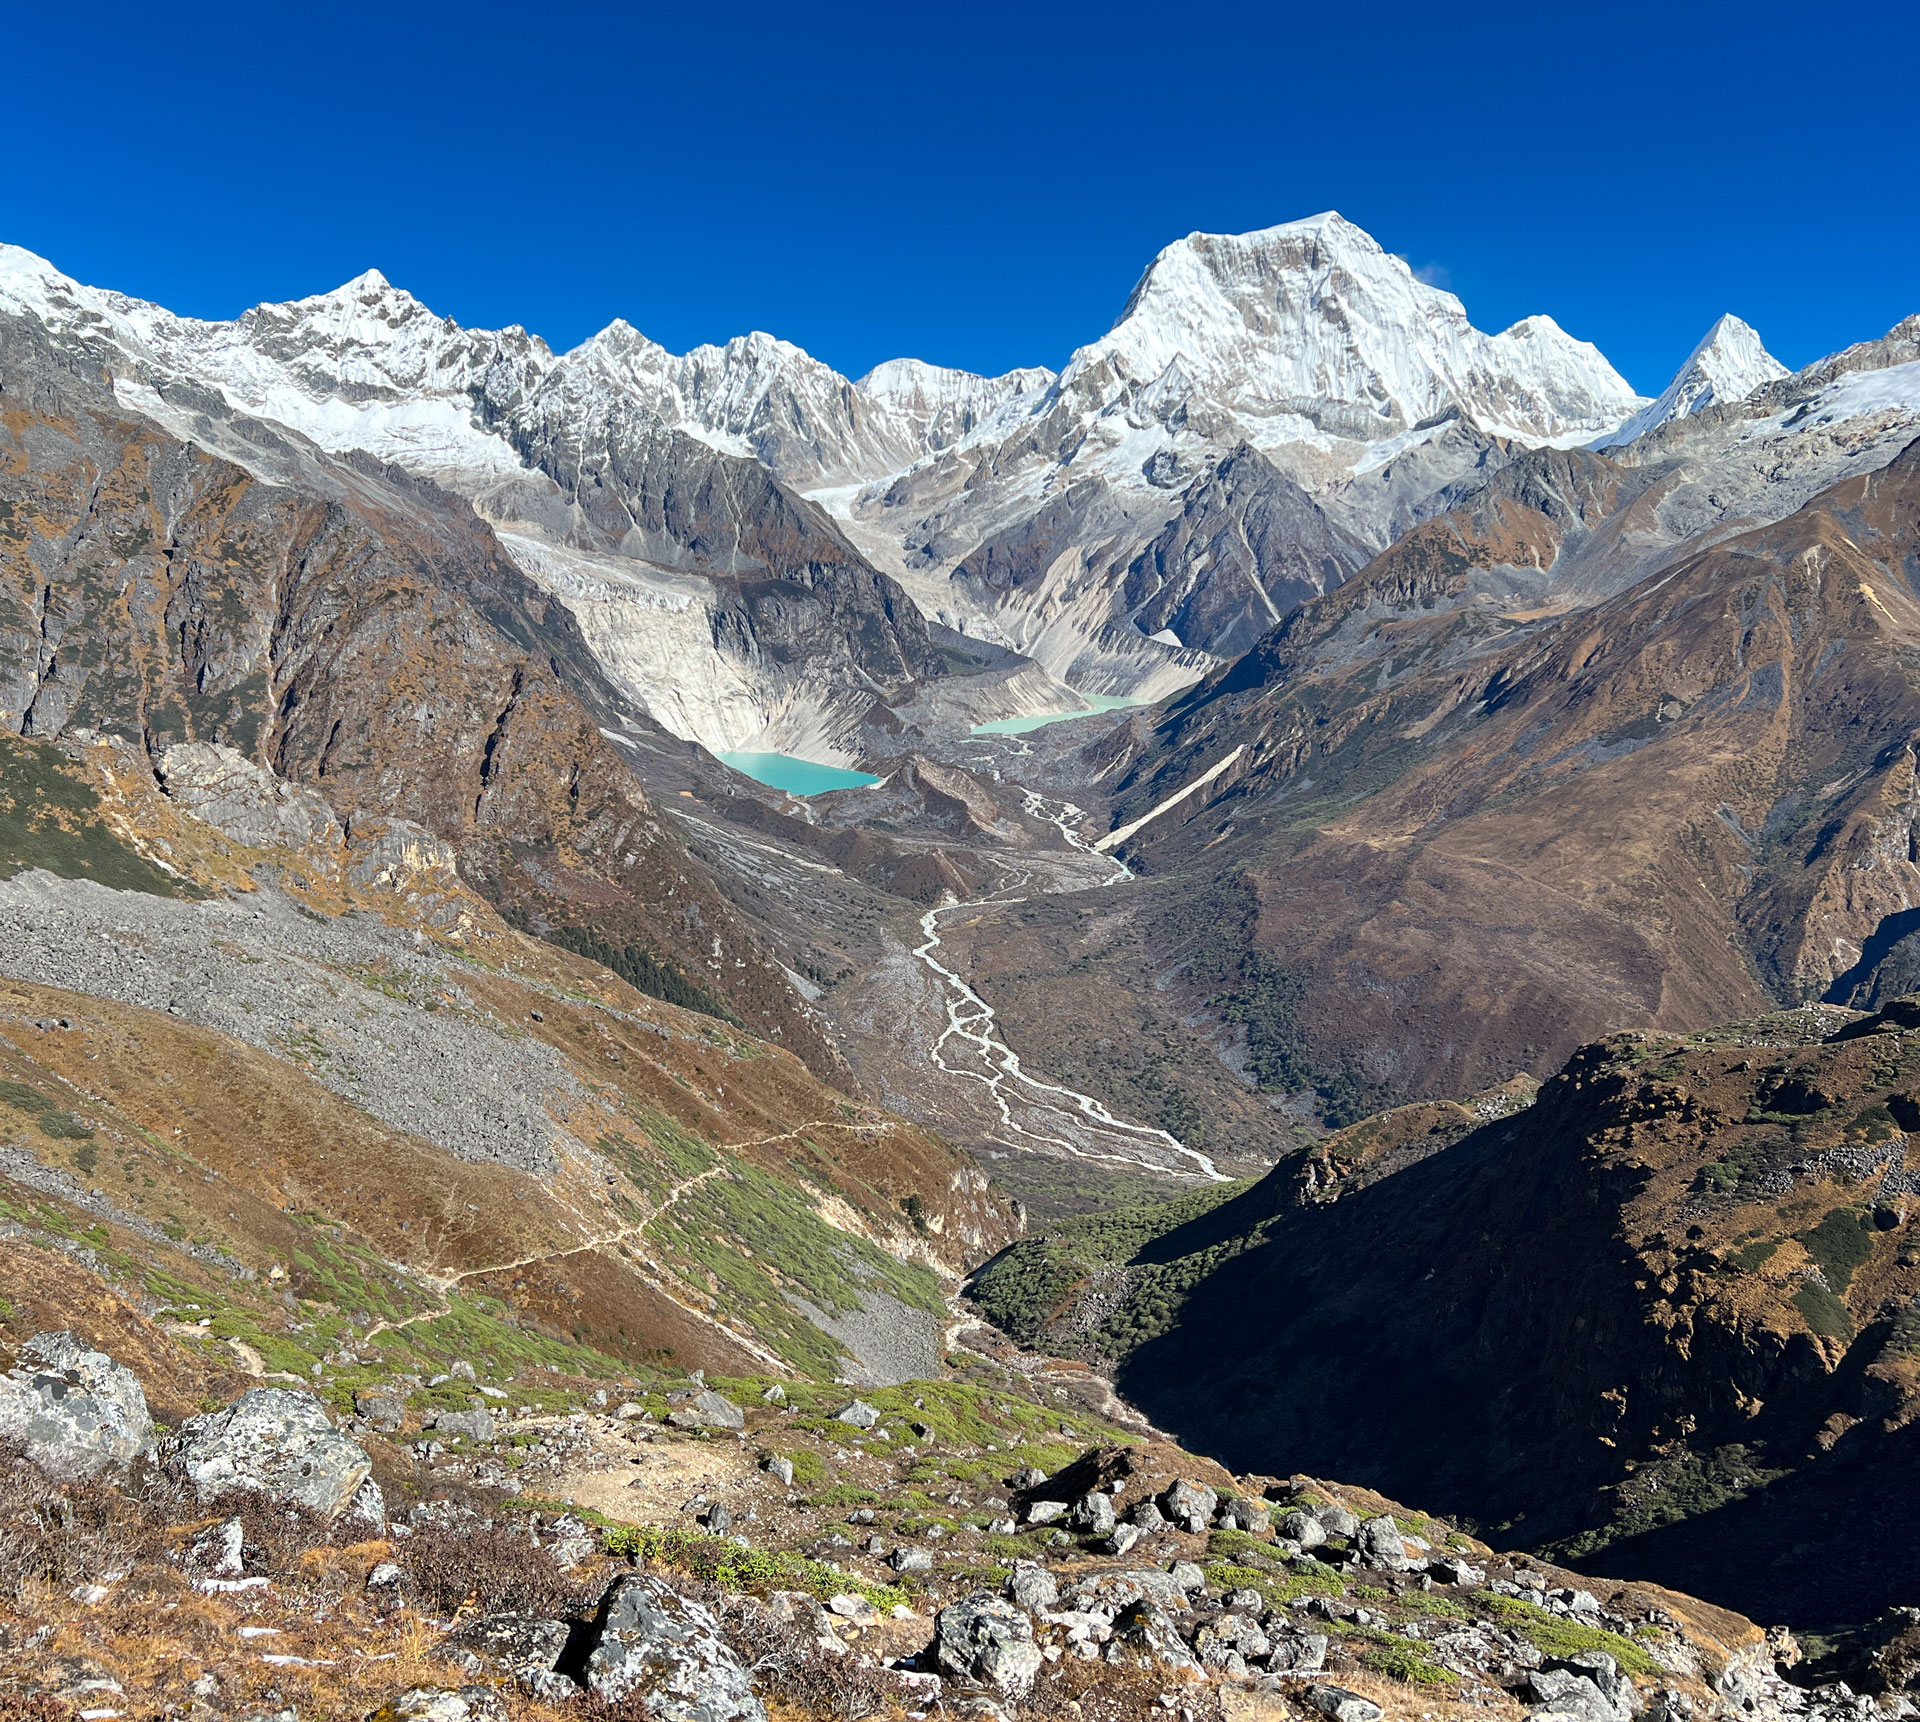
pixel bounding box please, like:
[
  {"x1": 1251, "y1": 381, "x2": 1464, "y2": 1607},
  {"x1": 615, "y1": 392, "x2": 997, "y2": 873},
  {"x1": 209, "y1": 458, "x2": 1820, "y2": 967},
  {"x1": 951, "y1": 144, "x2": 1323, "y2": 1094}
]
[
  {"x1": 970, "y1": 694, "x2": 1148, "y2": 736},
  {"x1": 717, "y1": 751, "x2": 882, "y2": 795}
]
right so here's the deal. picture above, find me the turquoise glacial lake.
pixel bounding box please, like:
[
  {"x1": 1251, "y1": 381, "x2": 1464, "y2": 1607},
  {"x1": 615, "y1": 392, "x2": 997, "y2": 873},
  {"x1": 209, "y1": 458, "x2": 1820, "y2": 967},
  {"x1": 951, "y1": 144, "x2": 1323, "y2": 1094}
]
[
  {"x1": 970, "y1": 694, "x2": 1148, "y2": 736},
  {"x1": 717, "y1": 752, "x2": 882, "y2": 795}
]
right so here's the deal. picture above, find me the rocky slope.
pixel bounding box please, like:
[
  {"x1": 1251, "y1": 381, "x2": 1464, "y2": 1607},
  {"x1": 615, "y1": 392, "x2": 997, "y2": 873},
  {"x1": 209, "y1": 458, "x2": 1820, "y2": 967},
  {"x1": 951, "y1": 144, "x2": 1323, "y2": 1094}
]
[
  {"x1": 0, "y1": 1282, "x2": 1877, "y2": 1722},
  {"x1": 968, "y1": 1001, "x2": 1920, "y2": 1640}
]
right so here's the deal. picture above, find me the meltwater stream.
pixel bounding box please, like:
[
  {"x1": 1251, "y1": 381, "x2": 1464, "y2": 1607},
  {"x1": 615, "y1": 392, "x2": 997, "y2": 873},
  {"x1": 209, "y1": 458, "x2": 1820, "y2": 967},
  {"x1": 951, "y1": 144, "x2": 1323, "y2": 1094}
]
[{"x1": 910, "y1": 791, "x2": 1228, "y2": 1182}]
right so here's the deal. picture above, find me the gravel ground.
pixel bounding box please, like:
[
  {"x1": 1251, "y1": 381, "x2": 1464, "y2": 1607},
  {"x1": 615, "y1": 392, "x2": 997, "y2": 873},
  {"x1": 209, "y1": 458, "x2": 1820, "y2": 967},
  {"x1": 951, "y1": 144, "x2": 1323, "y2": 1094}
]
[
  {"x1": 0, "y1": 870, "x2": 580, "y2": 1174},
  {"x1": 794, "y1": 1285, "x2": 943, "y2": 1387}
]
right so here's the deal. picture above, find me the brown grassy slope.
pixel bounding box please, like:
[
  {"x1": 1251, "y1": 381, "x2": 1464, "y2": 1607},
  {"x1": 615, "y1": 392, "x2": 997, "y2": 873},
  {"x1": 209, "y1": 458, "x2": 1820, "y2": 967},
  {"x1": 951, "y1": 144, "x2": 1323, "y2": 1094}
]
[{"x1": 1090, "y1": 435, "x2": 1920, "y2": 1108}]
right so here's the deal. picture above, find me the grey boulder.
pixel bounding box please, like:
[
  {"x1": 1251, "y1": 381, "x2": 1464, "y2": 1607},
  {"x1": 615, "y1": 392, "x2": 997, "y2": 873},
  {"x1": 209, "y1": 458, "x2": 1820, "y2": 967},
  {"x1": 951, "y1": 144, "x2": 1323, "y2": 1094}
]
[
  {"x1": 1107, "y1": 1600, "x2": 1203, "y2": 1674},
  {"x1": 429, "y1": 1408, "x2": 494, "y2": 1444},
  {"x1": 832, "y1": 1399, "x2": 881, "y2": 1430},
  {"x1": 442, "y1": 1613, "x2": 573, "y2": 1689},
  {"x1": 1216, "y1": 1495, "x2": 1271, "y2": 1535},
  {"x1": 1316, "y1": 1503, "x2": 1361, "y2": 1538},
  {"x1": 160, "y1": 1387, "x2": 374, "y2": 1518},
  {"x1": 1005, "y1": 1563, "x2": 1058, "y2": 1613},
  {"x1": 586, "y1": 1574, "x2": 765, "y2": 1722},
  {"x1": 932, "y1": 1594, "x2": 1044, "y2": 1695},
  {"x1": 1280, "y1": 1509, "x2": 1328, "y2": 1550},
  {"x1": 1069, "y1": 1491, "x2": 1116, "y2": 1537},
  {"x1": 1160, "y1": 1478, "x2": 1217, "y2": 1534},
  {"x1": 1354, "y1": 1515, "x2": 1411, "y2": 1570},
  {"x1": 1303, "y1": 1684, "x2": 1385, "y2": 1722},
  {"x1": 669, "y1": 1391, "x2": 745, "y2": 1432},
  {"x1": 0, "y1": 1331, "x2": 153, "y2": 1478}
]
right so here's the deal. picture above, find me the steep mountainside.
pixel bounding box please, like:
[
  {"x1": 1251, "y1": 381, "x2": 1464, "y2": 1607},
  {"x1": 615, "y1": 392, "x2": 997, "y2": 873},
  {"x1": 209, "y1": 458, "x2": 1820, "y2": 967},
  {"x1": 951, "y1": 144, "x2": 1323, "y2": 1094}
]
[
  {"x1": 0, "y1": 310, "x2": 854, "y2": 1078},
  {"x1": 969, "y1": 1001, "x2": 1920, "y2": 1636},
  {"x1": 0, "y1": 250, "x2": 952, "y2": 760},
  {"x1": 1068, "y1": 376, "x2": 1920, "y2": 1112}
]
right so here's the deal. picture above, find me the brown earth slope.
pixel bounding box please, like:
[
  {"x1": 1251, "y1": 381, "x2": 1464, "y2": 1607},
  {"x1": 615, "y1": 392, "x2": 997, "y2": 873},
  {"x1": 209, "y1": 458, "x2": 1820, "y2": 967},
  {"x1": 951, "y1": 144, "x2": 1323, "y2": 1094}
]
[
  {"x1": 0, "y1": 315, "x2": 848, "y2": 1081},
  {"x1": 1083, "y1": 433, "x2": 1920, "y2": 1114}
]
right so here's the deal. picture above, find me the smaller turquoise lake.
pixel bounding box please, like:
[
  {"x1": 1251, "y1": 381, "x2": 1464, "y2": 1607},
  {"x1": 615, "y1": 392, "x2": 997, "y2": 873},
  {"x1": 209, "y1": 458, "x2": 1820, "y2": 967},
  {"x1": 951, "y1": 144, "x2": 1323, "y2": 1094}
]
[
  {"x1": 717, "y1": 751, "x2": 882, "y2": 795},
  {"x1": 970, "y1": 694, "x2": 1148, "y2": 736}
]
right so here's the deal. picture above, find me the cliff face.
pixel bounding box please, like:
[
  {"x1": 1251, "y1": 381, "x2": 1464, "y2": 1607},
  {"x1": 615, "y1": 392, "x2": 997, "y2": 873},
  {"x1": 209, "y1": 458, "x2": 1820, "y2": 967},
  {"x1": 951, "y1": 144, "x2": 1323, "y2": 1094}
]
[{"x1": 971, "y1": 1003, "x2": 1920, "y2": 1633}]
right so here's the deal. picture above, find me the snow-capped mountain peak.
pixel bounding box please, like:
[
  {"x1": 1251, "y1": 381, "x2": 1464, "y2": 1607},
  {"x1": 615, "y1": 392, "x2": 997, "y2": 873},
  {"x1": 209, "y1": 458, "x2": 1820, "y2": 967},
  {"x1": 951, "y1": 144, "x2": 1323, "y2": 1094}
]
[
  {"x1": 1595, "y1": 313, "x2": 1788, "y2": 448},
  {"x1": 1061, "y1": 212, "x2": 1645, "y2": 449}
]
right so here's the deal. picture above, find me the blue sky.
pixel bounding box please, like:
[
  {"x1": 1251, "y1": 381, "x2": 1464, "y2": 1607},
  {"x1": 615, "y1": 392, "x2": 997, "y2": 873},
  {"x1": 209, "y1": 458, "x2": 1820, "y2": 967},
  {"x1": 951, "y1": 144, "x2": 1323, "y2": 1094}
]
[{"x1": 8, "y1": 0, "x2": 1915, "y2": 394}]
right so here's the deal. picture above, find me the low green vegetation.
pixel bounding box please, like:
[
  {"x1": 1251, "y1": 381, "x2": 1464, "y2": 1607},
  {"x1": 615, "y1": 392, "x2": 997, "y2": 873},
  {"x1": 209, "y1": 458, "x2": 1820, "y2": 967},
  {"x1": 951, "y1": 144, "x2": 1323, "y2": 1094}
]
[
  {"x1": 0, "y1": 734, "x2": 187, "y2": 897},
  {"x1": 603, "y1": 1523, "x2": 905, "y2": 1609},
  {"x1": 1474, "y1": 1592, "x2": 1658, "y2": 1675},
  {"x1": 544, "y1": 925, "x2": 741, "y2": 1025}
]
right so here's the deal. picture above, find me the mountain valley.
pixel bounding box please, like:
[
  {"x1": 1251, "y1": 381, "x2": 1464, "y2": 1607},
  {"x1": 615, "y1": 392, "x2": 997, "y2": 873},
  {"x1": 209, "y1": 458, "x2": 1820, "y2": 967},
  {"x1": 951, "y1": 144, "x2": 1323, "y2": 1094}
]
[{"x1": 2, "y1": 212, "x2": 1920, "y2": 1722}]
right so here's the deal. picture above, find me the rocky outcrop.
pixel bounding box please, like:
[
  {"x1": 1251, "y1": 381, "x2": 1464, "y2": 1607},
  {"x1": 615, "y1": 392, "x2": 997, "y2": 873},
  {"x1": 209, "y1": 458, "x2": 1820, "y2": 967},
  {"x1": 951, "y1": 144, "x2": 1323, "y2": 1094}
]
[
  {"x1": 160, "y1": 1387, "x2": 377, "y2": 1520},
  {"x1": 0, "y1": 1331, "x2": 152, "y2": 1477},
  {"x1": 585, "y1": 1574, "x2": 765, "y2": 1722}
]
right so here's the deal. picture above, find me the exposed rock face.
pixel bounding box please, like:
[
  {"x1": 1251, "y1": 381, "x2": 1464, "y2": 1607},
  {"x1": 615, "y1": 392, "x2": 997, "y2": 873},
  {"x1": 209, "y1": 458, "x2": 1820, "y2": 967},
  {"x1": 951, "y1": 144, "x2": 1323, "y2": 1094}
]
[
  {"x1": 585, "y1": 1574, "x2": 765, "y2": 1722},
  {"x1": 0, "y1": 1331, "x2": 153, "y2": 1477},
  {"x1": 157, "y1": 743, "x2": 342, "y2": 853},
  {"x1": 160, "y1": 1387, "x2": 375, "y2": 1519}
]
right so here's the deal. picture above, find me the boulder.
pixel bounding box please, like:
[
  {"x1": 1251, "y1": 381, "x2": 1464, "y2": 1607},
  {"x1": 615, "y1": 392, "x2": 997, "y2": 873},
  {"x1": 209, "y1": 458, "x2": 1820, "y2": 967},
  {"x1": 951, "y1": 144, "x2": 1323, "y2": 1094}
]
[
  {"x1": 1315, "y1": 1504, "x2": 1360, "y2": 1538},
  {"x1": 762, "y1": 1592, "x2": 845, "y2": 1657},
  {"x1": 890, "y1": 1546, "x2": 933, "y2": 1573},
  {"x1": 1069, "y1": 1491, "x2": 1116, "y2": 1537},
  {"x1": 1023, "y1": 1500, "x2": 1068, "y2": 1525},
  {"x1": 586, "y1": 1574, "x2": 765, "y2": 1722},
  {"x1": 1098, "y1": 1523, "x2": 1143, "y2": 1557},
  {"x1": 1280, "y1": 1509, "x2": 1328, "y2": 1550},
  {"x1": 355, "y1": 1389, "x2": 407, "y2": 1433},
  {"x1": 0, "y1": 1331, "x2": 153, "y2": 1478},
  {"x1": 160, "y1": 1387, "x2": 373, "y2": 1518},
  {"x1": 1168, "y1": 1561, "x2": 1206, "y2": 1595},
  {"x1": 1354, "y1": 1515, "x2": 1411, "y2": 1571},
  {"x1": 1530, "y1": 1654, "x2": 1641, "y2": 1722},
  {"x1": 761, "y1": 1455, "x2": 794, "y2": 1487},
  {"x1": 429, "y1": 1408, "x2": 494, "y2": 1444},
  {"x1": 442, "y1": 1613, "x2": 572, "y2": 1686},
  {"x1": 367, "y1": 1690, "x2": 510, "y2": 1722},
  {"x1": 1217, "y1": 1495, "x2": 1271, "y2": 1535},
  {"x1": 1005, "y1": 1563, "x2": 1058, "y2": 1614},
  {"x1": 1160, "y1": 1478, "x2": 1217, "y2": 1534},
  {"x1": 828, "y1": 1593, "x2": 879, "y2": 1627},
  {"x1": 932, "y1": 1594, "x2": 1043, "y2": 1695},
  {"x1": 1266, "y1": 1633, "x2": 1330, "y2": 1674},
  {"x1": 667, "y1": 1390, "x2": 745, "y2": 1432},
  {"x1": 832, "y1": 1400, "x2": 880, "y2": 1430},
  {"x1": 1127, "y1": 1498, "x2": 1168, "y2": 1533},
  {"x1": 1106, "y1": 1600, "x2": 1203, "y2": 1674},
  {"x1": 1303, "y1": 1685, "x2": 1384, "y2": 1722}
]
